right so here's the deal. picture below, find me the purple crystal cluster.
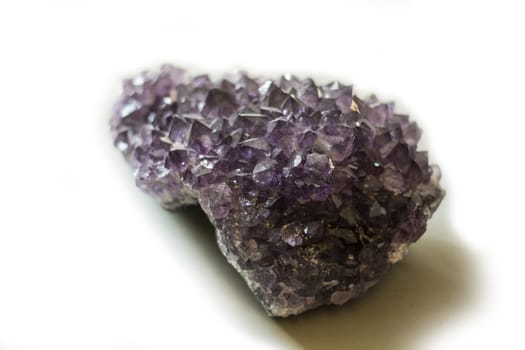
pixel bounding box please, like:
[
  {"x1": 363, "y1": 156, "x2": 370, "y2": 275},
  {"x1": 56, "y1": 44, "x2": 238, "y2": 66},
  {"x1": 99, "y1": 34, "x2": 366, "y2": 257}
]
[{"x1": 110, "y1": 65, "x2": 445, "y2": 317}]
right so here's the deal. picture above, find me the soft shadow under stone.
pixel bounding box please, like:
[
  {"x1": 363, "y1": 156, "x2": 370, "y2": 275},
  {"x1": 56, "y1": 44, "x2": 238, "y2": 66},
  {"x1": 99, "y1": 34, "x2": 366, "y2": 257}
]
[
  {"x1": 277, "y1": 237, "x2": 475, "y2": 349},
  {"x1": 170, "y1": 206, "x2": 264, "y2": 309},
  {"x1": 170, "y1": 205, "x2": 477, "y2": 350}
]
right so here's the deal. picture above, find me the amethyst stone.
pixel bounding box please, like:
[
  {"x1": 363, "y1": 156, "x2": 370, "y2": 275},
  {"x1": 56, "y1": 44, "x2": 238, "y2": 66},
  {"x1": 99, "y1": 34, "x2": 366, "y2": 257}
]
[{"x1": 110, "y1": 65, "x2": 445, "y2": 317}]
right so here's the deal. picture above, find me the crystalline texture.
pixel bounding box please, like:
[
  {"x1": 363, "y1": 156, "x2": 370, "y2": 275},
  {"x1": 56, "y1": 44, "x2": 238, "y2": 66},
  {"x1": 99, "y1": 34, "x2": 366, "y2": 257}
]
[{"x1": 110, "y1": 65, "x2": 445, "y2": 317}]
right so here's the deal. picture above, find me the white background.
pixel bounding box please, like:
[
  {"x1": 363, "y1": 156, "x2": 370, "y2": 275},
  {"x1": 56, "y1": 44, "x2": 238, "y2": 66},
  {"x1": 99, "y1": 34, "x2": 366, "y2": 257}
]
[{"x1": 0, "y1": 1, "x2": 523, "y2": 349}]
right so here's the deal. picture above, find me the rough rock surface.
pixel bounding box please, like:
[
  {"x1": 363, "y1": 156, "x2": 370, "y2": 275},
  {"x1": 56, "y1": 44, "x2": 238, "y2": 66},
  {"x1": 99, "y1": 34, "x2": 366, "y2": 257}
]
[{"x1": 110, "y1": 65, "x2": 445, "y2": 317}]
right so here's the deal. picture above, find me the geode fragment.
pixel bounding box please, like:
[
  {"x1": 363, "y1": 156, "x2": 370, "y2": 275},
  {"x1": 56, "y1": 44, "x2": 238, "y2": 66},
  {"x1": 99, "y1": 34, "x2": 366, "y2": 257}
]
[{"x1": 110, "y1": 65, "x2": 445, "y2": 317}]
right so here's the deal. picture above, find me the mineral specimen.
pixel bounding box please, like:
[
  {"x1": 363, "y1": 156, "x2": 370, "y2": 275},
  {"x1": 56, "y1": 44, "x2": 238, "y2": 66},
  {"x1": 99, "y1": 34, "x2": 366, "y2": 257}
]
[{"x1": 110, "y1": 65, "x2": 445, "y2": 317}]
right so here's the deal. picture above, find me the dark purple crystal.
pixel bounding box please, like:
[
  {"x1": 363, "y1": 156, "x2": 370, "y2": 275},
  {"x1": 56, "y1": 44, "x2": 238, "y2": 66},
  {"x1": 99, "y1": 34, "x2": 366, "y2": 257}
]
[{"x1": 111, "y1": 65, "x2": 445, "y2": 317}]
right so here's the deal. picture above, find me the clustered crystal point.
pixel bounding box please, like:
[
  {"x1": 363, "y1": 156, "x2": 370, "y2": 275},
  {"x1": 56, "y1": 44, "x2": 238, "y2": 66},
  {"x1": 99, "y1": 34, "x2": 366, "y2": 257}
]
[{"x1": 111, "y1": 65, "x2": 445, "y2": 317}]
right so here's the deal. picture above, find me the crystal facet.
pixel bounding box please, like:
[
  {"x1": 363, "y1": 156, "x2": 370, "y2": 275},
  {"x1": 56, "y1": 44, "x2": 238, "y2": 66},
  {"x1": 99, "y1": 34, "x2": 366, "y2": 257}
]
[{"x1": 111, "y1": 65, "x2": 445, "y2": 317}]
